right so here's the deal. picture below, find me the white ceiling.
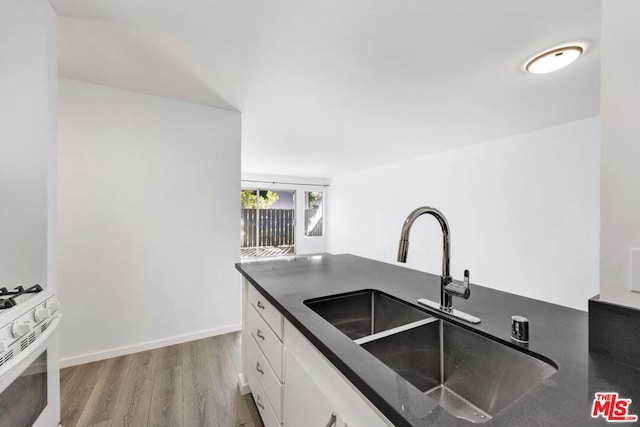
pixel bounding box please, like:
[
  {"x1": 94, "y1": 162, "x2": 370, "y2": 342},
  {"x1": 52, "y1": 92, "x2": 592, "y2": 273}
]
[{"x1": 53, "y1": 0, "x2": 601, "y2": 178}]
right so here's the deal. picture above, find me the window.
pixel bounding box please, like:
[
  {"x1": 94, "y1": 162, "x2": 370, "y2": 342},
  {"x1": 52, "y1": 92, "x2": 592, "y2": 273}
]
[
  {"x1": 304, "y1": 191, "x2": 323, "y2": 237},
  {"x1": 240, "y1": 189, "x2": 296, "y2": 258}
]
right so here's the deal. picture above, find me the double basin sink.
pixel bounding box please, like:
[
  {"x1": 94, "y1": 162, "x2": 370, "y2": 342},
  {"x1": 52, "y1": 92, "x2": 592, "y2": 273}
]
[{"x1": 305, "y1": 290, "x2": 557, "y2": 423}]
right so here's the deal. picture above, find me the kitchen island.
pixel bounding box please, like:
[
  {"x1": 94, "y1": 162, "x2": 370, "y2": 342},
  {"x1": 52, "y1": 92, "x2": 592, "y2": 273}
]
[{"x1": 236, "y1": 254, "x2": 640, "y2": 426}]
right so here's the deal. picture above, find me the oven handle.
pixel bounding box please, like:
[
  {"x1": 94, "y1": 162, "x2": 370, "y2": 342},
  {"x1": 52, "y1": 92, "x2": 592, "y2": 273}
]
[{"x1": 0, "y1": 313, "x2": 62, "y2": 383}]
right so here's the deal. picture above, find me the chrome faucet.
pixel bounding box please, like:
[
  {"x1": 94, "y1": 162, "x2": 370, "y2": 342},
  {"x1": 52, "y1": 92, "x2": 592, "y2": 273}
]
[{"x1": 397, "y1": 207, "x2": 480, "y2": 324}]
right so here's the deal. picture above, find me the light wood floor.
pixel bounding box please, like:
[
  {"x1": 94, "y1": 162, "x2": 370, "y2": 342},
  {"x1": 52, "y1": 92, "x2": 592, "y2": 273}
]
[{"x1": 60, "y1": 332, "x2": 264, "y2": 427}]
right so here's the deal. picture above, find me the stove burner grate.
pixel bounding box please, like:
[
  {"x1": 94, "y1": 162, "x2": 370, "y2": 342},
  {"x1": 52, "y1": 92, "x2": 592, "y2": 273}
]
[{"x1": 0, "y1": 284, "x2": 43, "y2": 309}]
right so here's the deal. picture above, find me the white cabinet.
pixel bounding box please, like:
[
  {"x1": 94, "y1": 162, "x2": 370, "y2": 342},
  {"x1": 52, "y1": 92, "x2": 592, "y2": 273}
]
[
  {"x1": 246, "y1": 364, "x2": 281, "y2": 427},
  {"x1": 241, "y1": 279, "x2": 391, "y2": 427},
  {"x1": 283, "y1": 319, "x2": 391, "y2": 427},
  {"x1": 284, "y1": 351, "x2": 344, "y2": 427},
  {"x1": 247, "y1": 302, "x2": 283, "y2": 380},
  {"x1": 248, "y1": 284, "x2": 284, "y2": 339},
  {"x1": 242, "y1": 280, "x2": 285, "y2": 425},
  {"x1": 246, "y1": 331, "x2": 283, "y2": 420}
]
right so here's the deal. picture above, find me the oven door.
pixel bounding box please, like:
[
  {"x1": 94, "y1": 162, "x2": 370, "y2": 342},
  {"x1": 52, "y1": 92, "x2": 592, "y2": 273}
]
[{"x1": 0, "y1": 313, "x2": 62, "y2": 427}]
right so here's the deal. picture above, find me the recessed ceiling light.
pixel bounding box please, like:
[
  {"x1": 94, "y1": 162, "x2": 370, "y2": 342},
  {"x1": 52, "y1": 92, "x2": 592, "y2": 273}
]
[{"x1": 525, "y1": 45, "x2": 584, "y2": 74}]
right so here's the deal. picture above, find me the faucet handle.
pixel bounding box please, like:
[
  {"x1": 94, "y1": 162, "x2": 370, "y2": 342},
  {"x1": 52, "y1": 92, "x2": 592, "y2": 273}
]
[{"x1": 444, "y1": 269, "x2": 471, "y2": 299}]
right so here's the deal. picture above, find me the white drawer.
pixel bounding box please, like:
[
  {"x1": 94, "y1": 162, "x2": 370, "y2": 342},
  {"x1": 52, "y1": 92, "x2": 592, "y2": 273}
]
[
  {"x1": 248, "y1": 285, "x2": 284, "y2": 340},
  {"x1": 247, "y1": 361, "x2": 281, "y2": 427},
  {"x1": 246, "y1": 333, "x2": 283, "y2": 421},
  {"x1": 284, "y1": 351, "x2": 345, "y2": 427},
  {"x1": 248, "y1": 304, "x2": 283, "y2": 381}
]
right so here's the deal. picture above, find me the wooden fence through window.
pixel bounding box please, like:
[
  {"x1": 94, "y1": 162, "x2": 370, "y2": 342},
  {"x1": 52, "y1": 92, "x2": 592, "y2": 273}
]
[{"x1": 241, "y1": 209, "x2": 295, "y2": 247}]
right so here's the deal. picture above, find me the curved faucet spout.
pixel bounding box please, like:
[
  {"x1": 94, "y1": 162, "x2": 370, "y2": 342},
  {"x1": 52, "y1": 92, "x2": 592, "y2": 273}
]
[
  {"x1": 397, "y1": 206, "x2": 453, "y2": 310},
  {"x1": 397, "y1": 206, "x2": 450, "y2": 279},
  {"x1": 397, "y1": 206, "x2": 480, "y2": 323}
]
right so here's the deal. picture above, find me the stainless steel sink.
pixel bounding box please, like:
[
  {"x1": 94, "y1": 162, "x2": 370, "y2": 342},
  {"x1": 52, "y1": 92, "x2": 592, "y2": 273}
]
[
  {"x1": 361, "y1": 320, "x2": 558, "y2": 422},
  {"x1": 305, "y1": 290, "x2": 558, "y2": 423},
  {"x1": 304, "y1": 289, "x2": 431, "y2": 340}
]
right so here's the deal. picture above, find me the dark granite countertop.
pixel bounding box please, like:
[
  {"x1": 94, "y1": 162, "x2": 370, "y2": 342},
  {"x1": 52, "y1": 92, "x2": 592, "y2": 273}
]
[{"x1": 236, "y1": 254, "x2": 640, "y2": 426}]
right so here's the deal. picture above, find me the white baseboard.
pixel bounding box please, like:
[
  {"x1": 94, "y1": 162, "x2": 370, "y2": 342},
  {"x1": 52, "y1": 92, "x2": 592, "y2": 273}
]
[
  {"x1": 238, "y1": 372, "x2": 250, "y2": 395},
  {"x1": 238, "y1": 373, "x2": 251, "y2": 396},
  {"x1": 60, "y1": 323, "x2": 242, "y2": 368}
]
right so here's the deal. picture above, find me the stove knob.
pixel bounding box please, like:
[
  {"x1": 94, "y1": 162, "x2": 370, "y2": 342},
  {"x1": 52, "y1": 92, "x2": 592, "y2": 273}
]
[
  {"x1": 34, "y1": 307, "x2": 51, "y2": 322},
  {"x1": 45, "y1": 300, "x2": 61, "y2": 313},
  {"x1": 0, "y1": 339, "x2": 7, "y2": 354},
  {"x1": 12, "y1": 321, "x2": 31, "y2": 338}
]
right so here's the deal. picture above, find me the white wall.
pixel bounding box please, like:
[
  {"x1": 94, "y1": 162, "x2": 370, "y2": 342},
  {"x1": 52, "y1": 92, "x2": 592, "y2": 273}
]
[
  {"x1": 599, "y1": 2, "x2": 640, "y2": 309},
  {"x1": 58, "y1": 79, "x2": 241, "y2": 365},
  {"x1": 47, "y1": 3, "x2": 58, "y2": 289},
  {"x1": 328, "y1": 118, "x2": 600, "y2": 311},
  {"x1": 0, "y1": 0, "x2": 57, "y2": 288},
  {"x1": 241, "y1": 174, "x2": 329, "y2": 255}
]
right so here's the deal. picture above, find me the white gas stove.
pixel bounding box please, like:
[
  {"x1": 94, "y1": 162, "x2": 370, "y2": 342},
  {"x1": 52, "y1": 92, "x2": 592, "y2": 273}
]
[{"x1": 0, "y1": 285, "x2": 62, "y2": 427}]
